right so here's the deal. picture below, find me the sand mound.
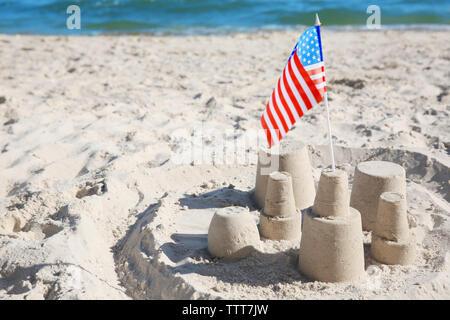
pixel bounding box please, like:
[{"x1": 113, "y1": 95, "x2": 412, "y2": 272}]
[{"x1": 115, "y1": 145, "x2": 450, "y2": 299}]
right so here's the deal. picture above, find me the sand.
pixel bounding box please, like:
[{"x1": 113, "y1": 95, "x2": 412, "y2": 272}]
[{"x1": 0, "y1": 29, "x2": 449, "y2": 299}]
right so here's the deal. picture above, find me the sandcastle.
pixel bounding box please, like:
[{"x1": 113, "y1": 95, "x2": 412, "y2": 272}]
[
  {"x1": 207, "y1": 206, "x2": 260, "y2": 260},
  {"x1": 206, "y1": 141, "x2": 416, "y2": 283},
  {"x1": 117, "y1": 145, "x2": 444, "y2": 300},
  {"x1": 254, "y1": 140, "x2": 315, "y2": 210},
  {"x1": 350, "y1": 161, "x2": 406, "y2": 231},
  {"x1": 371, "y1": 192, "x2": 415, "y2": 265},
  {"x1": 298, "y1": 169, "x2": 366, "y2": 282},
  {"x1": 259, "y1": 171, "x2": 302, "y2": 240}
]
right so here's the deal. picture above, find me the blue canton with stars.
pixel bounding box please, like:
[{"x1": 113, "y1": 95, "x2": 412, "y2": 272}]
[{"x1": 289, "y1": 26, "x2": 323, "y2": 67}]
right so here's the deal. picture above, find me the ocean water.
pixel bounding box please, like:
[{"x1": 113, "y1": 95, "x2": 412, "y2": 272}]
[{"x1": 0, "y1": 0, "x2": 449, "y2": 34}]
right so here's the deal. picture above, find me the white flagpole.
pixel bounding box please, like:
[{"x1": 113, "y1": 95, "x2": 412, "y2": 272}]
[{"x1": 315, "y1": 13, "x2": 336, "y2": 171}]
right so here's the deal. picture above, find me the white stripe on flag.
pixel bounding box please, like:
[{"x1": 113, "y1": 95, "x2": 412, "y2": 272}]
[
  {"x1": 289, "y1": 58, "x2": 318, "y2": 106},
  {"x1": 268, "y1": 97, "x2": 287, "y2": 136},
  {"x1": 279, "y1": 75, "x2": 301, "y2": 121},
  {"x1": 284, "y1": 67, "x2": 308, "y2": 114},
  {"x1": 310, "y1": 72, "x2": 325, "y2": 80},
  {"x1": 273, "y1": 88, "x2": 293, "y2": 129},
  {"x1": 304, "y1": 61, "x2": 324, "y2": 71}
]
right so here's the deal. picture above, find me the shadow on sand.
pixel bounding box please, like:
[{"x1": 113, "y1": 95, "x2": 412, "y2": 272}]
[{"x1": 178, "y1": 187, "x2": 257, "y2": 210}]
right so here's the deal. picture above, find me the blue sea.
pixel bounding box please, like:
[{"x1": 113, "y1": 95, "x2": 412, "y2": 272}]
[{"x1": 0, "y1": 0, "x2": 449, "y2": 35}]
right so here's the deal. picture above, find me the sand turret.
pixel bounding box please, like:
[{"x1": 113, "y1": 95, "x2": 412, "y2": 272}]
[
  {"x1": 208, "y1": 206, "x2": 260, "y2": 260},
  {"x1": 350, "y1": 161, "x2": 406, "y2": 231},
  {"x1": 371, "y1": 192, "x2": 415, "y2": 265},
  {"x1": 259, "y1": 171, "x2": 302, "y2": 240},
  {"x1": 298, "y1": 169, "x2": 365, "y2": 282},
  {"x1": 254, "y1": 140, "x2": 316, "y2": 210}
]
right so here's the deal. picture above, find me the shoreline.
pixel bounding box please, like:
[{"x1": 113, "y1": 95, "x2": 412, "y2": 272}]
[{"x1": 1, "y1": 23, "x2": 449, "y2": 37}]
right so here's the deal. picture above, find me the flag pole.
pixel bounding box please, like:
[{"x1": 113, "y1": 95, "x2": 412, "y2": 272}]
[{"x1": 315, "y1": 13, "x2": 336, "y2": 171}]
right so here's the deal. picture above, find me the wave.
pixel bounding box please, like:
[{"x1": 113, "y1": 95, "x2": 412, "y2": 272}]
[{"x1": 0, "y1": 0, "x2": 448, "y2": 35}]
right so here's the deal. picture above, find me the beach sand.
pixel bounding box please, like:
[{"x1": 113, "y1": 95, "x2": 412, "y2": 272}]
[{"x1": 0, "y1": 29, "x2": 449, "y2": 299}]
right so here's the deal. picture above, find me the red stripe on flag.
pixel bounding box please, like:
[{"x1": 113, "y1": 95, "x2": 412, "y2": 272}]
[
  {"x1": 261, "y1": 116, "x2": 273, "y2": 147},
  {"x1": 282, "y1": 70, "x2": 304, "y2": 118},
  {"x1": 261, "y1": 114, "x2": 274, "y2": 147},
  {"x1": 312, "y1": 78, "x2": 324, "y2": 85},
  {"x1": 293, "y1": 54, "x2": 323, "y2": 104},
  {"x1": 265, "y1": 103, "x2": 283, "y2": 141},
  {"x1": 307, "y1": 66, "x2": 324, "y2": 76},
  {"x1": 287, "y1": 60, "x2": 313, "y2": 110},
  {"x1": 277, "y1": 78, "x2": 295, "y2": 124},
  {"x1": 271, "y1": 93, "x2": 289, "y2": 133}
]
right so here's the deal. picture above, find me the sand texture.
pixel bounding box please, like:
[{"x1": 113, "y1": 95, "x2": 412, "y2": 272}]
[{"x1": 0, "y1": 30, "x2": 449, "y2": 299}]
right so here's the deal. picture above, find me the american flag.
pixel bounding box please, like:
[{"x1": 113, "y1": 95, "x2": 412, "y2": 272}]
[{"x1": 261, "y1": 25, "x2": 327, "y2": 147}]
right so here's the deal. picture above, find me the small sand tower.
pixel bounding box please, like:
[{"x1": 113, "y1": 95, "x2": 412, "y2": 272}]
[
  {"x1": 298, "y1": 169, "x2": 365, "y2": 282},
  {"x1": 350, "y1": 161, "x2": 406, "y2": 231},
  {"x1": 254, "y1": 140, "x2": 315, "y2": 210},
  {"x1": 208, "y1": 206, "x2": 260, "y2": 260},
  {"x1": 259, "y1": 171, "x2": 302, "y2": 241},
  {"x1": 371, "y1": 192, "x2": 415, "y2": 265}
]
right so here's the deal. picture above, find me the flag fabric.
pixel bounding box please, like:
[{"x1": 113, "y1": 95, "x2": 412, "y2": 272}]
[{"x1": 261, "y1": 25, "x2": 327, "y2": 147}]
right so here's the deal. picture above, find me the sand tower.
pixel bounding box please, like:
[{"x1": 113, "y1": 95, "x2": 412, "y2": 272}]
[
  {"x1": 298, "y1": 169, "x2": 365, "y2": 282},
  {"x1": 208, "y1": 206, "x2": 260, "y2": 260},
  {"x1": 259, "y1": 171, "x2": 302, "y2": 240},
  {"x1": 371, "y1": 192, "x2": 415, "y2": 265},
  {"x1": 254, "y1": 140, "x2": 315, "y2": 210},
  {"x1": 350, "y1": 161, "x2": 406, "y2": 231}
]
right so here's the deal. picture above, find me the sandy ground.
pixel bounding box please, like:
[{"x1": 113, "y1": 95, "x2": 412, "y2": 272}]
[{"x1": 0, "y1": 29, "x2": 449, "y2": 299}]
